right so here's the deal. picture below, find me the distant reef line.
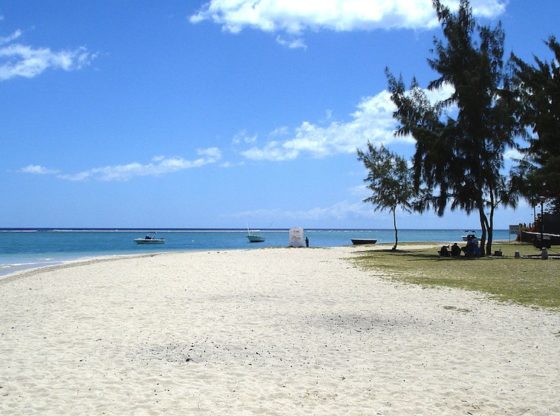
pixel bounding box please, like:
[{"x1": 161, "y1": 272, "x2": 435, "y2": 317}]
[{"x1": 0, "y1": 227, "x2": 505, "y2": 232}]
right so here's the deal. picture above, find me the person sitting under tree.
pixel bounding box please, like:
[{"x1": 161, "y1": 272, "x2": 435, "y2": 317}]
[
  {"x1": 463, "y1": 235, "x2": 480, "y2": 257},
  {"x1": 451, "y1": 242, "x2": 461, "y2": 257},
  {"x1": 438, "y1": 245, "x2": 450, "y2": 257}
]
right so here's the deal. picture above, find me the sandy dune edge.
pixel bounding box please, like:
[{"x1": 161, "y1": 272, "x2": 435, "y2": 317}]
[{"x1": 1, "y1": 247, "x2": 559, "y2": 415}]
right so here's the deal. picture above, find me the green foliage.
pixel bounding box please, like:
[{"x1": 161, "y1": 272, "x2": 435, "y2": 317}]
[
  {"x1": 386, "y1": 0, "x2": 517, "y2": 255},
  {"x1": 357, "y1": 144, "x2": 413, "y2": 213},
  {"x1": 510, "y1": 37, "x2": 560, "y2": 213},
  {"x1": 357, "y1": 144, "x2": 415, "y2": 250}
]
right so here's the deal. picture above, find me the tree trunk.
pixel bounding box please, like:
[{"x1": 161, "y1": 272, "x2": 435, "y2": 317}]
[
  {"x1": 478, "y1": 206, "x2": 488, "y2": 257},
  {"x1": 485, "y1": 189, "x2": 496, "y2": 255},
  {"x1": 486, "y1": 227, "x2": 493, "y2": 255},
  {"x1": 486, "y1": 202, "x2": 495, "y2": 255},
  {"x1": 392, "y1": 208, "x2": 398, "y2": 251}
]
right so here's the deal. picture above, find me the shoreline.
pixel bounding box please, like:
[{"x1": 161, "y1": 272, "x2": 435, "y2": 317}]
[
  {"x1": 0, "y1": 228, "x2": 514, "y2": 279},
  {"x1": 0, "y1": 242, "x2": 451, "y2": 282},
  {"x1": 0, "y1": 251, "x2": 166, "y2": 285},
  {"x1": 0, "y1": 240, "x2": 512, "y2": 282}
]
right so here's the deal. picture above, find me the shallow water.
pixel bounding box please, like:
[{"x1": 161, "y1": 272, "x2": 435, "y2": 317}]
[{"x1": 0, "y1": 228, "x2": 510, "y2": 276}]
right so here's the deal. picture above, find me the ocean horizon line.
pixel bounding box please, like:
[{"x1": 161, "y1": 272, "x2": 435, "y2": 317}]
[{"x1": 0, "y1": 227, "x2": 508, "y2": 233}]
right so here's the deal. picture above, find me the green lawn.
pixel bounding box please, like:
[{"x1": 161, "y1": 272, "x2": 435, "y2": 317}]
[{"x1": 351, "y1": 243, "x2": 560, "y2": 310}]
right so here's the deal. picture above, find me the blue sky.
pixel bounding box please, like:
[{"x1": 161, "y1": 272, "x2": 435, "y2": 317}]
[{"x1": 0, "y1": 0, "x2": 557, "y2": 229}]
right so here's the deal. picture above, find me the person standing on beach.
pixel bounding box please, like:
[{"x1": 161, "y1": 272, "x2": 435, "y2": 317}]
[{"x1": 305, "y1": 236, "x2": 309, "y2": 247}]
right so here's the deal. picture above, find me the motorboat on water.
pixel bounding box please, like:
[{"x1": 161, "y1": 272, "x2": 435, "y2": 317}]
[
  {"x1": 247, "y1": 228, "x2": 265, "y2": 243},
  {"x1": 247, "y1": 233, "x2": 265, "y2": 243},
  {"x1": 462, "y1": 230, "x2": 477, "y2": 241},
  {"x1": 134, "y1": 233, "x2": 165, "y2": 244}
]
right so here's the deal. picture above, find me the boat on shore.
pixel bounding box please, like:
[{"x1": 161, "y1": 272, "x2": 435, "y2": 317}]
[
  {"x1": 134, "y1": 233, "x2": 165, "y2": 244},
  {"x1": 351, "y1": 238, "x2": 377, "y2": 245}
]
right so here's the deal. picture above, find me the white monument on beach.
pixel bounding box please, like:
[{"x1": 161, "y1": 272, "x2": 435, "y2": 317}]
[{"x1": 289, "y1": 227, "x2": 305, "y2": 247}]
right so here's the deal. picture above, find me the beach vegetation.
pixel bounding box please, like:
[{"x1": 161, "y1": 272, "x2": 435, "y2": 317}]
[
  {"x1": 352, "y1": 243, "x2": 560, "y2": 309},
  {"x1": 510, "y1": 37, "x2": 560, "y2": 214},
  {"x1": 357, "y1": 144, "x2": 416, "y2": 251},
  {"x1": 385, "y1": 0, "x2": 517, "y2": 256}
]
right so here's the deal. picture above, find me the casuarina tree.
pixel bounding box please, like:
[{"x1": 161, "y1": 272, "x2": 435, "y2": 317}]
[
  {"x1": 357, "y1": 143, "x2": 415, "y2": 251},
  {"x1": 386, "y1": 0, "x2": 516, "y2": 255},
  {"x1": 510, "y1": 37, "x2": 560, "y2": 213}
]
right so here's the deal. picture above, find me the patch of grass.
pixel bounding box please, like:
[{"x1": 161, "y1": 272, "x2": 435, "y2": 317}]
[{"x1": 352, "y1": 243, "x2": 560, "y2": 310}]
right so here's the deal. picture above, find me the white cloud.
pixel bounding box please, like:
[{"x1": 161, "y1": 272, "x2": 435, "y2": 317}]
[
  {"x1": 275, "y1": 35, "x2": 307, "y2": 49},
  {"x1": 197, "y1": 146, "x2": 222, "y2": 160},
  {"x1": 269, "y1": 126, "x2": 290, "y2": 137},
  {"x1": 242, "y1": 90, "x2": 398, "y2": 161},
  {"x1": 349, "y1": 184, "x2": 369, "y2": 197},
  {"x1": 0, "y1": 29, "x2": 96, "y2": 81},
  {"x1": 424, "y1": 82, "x2": 456, "y2": 103},
  {"x1": 190, "y1": 0, "x2": 506, "y2": 37},
  {"x1": 0, "y1": 29, "x2": 22, "y2": 44},
  {"x1": 231, "y1": 200, "x2": 374, "y2": 221},
  {"x1": 19, "y1": 164, "x2": 59, "y2": 175},
  {"x1": 241, "y1": 83, "x2": 454, "y2": 162},
  {"x1": 464, "y1": 0, "x2": 508, "y2": 17},
  {"x1": 232, "y1": 129, "x2": 258, "y2": 145},
  {"x1": 220, "y1": 160, "x2": 245, "y2": 168},
  {"x1": 56, "y1": 148, "x2": 222, "y2": 182},
  {"x1": 504, "y1": 148, "x2": 523, "y2": 160}
]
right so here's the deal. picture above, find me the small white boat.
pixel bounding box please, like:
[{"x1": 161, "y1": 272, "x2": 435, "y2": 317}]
[
  {"x1": 247, "y1": 228, "x2": 265, "y2": 243},
  {"x1": 462, "y1": 231, "x2": 476, "y2": 241},
  {"x1": 134, "y1": 233, "x2": 165, "y2": 244}
]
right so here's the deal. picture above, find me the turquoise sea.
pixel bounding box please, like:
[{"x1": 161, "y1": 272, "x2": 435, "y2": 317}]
[{"x1": 0, "y1": 228, "x2": 511, "y2": 277}]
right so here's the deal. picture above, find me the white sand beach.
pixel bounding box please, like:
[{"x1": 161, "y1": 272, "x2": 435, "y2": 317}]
[{"x1": 1, "y1": 246, "x2": 559, "y2": 415}]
